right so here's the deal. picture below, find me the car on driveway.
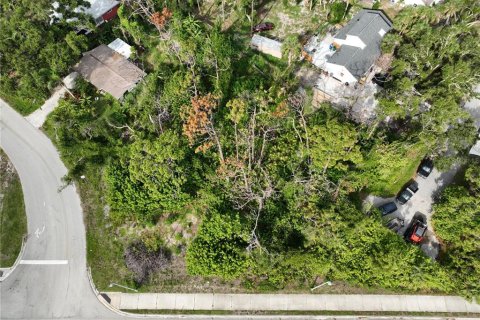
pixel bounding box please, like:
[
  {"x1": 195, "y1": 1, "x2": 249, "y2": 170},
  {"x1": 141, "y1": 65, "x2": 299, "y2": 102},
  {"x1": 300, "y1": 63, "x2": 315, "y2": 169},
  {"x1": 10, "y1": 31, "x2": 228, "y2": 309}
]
[
  {"x1": 396, "y1": 181, "x2": 418, "y2": 204},
  {"x1": 417, "y1": 159, "x2": 433, "y2": 178},
  {"x1": 396, "y1": 188, "x2": 413, "y2": 205},
  {"x1": 253, "y1": 22, "x2": 274, "y2": 33},
  {"x1": 378, "y1": 202, "x2": 397, "y2": 216},
  {"x1": 385, "y1": 217, "x2": 404, "y2": 233},
  {"x1": 406, "y1": 218, "x2": 427, "y2": 244},
  {"x1": 406, "y1": 180, "x2": 419, "y2": 193}
]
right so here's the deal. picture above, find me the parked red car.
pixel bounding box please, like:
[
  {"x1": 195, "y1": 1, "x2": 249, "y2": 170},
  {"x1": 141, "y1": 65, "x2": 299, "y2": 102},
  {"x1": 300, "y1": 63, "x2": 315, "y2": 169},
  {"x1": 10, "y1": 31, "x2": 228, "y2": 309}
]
[
  {"x1": 407, "y1": 218, "x2": 427, "y2": 244},
  {"x1": 253, "y1": 22, "x2": 274, "y2": 33}
]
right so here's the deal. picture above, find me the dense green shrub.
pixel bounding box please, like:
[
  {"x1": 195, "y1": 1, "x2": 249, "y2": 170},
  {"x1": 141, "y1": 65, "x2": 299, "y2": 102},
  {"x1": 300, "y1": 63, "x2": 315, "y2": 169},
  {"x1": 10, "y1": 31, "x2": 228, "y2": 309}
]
[
  {"x1": 186, "y1": 211, "x2": 250, "y2": 279},
  {"x1": 432, "y1": 161, "x2": 480, "y2": 300},
  {"x1": 0, "y1": 1, "x2": 90, "y2": 114}
]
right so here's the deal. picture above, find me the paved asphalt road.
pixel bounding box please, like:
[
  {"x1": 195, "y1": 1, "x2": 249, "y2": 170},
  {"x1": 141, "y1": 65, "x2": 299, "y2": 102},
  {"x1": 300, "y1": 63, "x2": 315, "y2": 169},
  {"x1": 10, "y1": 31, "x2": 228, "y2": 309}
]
[
  {"x1": 1, "y1": 99, "x2": 479, "y2": 320},
  {"x1": 0, "y1": 100, "x2": 115, "y2": 319}
]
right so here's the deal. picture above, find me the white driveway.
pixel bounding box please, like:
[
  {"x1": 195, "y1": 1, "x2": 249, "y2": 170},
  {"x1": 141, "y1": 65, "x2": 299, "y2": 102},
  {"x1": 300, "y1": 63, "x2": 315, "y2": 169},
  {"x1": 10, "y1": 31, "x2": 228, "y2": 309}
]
[
  {"x1": 25, "y1": 86, "x2": 67, "y2": 128},
  {"x1": 24, "y1": 72, "x2": 77, "y2": 128},
  {"x1": 366, "y1": 166, "x2": 459, "y2": 259}
]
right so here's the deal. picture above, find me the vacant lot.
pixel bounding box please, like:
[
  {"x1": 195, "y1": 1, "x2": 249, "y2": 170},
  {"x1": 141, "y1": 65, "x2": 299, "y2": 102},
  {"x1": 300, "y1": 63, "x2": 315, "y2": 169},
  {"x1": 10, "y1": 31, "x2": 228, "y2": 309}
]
[{"x1": 0, "y1": 149, "x2": 27, "y2": 267}]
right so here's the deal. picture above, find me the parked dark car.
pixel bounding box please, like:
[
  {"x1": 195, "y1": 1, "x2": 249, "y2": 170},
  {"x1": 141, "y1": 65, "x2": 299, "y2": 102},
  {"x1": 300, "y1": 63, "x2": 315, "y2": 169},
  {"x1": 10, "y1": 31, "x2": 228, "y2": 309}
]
[
  {"x1": 253, "y1": 22, "x2": 274, "y2": 33},
  {"x1": 396, "y1": 187, "x2": 413, "y2": 205},
  {"x1": 378, "y1": 202, "x2": 397, "y2": 216},
  {"x1": 386, "y1": 217, "x2": 404, "y2": 233},
  {"x1": 406, "y1": 180, "x2": 419, "y2": 193},
  {"x1": 406, "y1": 218, "x2": 427, "y2": 244},
  {"x1": 417, "y1": 159, "x2": 433, "y2": 178}
]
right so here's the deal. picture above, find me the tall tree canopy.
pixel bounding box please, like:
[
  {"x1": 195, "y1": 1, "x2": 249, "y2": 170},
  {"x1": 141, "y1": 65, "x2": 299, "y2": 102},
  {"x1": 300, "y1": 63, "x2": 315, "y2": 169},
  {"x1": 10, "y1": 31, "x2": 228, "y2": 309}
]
[
  {"x1": 377, "y1": 1, "x2": 479, "y2": 166},
  {"x1": 433, "y1": 160, "x2": 480, "y2": 300},
  {"x1": 0, "y1": 0, "x2": 90, "y2": 114}
]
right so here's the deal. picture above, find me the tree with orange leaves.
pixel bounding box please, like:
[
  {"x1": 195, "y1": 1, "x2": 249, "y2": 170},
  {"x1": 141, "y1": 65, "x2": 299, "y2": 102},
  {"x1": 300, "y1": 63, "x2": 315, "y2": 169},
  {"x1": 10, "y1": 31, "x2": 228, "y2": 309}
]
[
  {"x1": 150, "y1": 7, "x2": 172, "y2": 30},
  {"x1": 182, "y1": 94, "x2": 224, "y2": 162},
  {"x1": 123, "y1": 0, "x2": 172, "y2": 36}
]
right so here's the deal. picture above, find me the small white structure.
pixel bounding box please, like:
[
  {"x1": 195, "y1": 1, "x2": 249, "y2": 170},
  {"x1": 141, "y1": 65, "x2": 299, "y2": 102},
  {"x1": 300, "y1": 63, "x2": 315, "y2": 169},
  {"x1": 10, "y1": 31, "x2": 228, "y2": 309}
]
[
  {"x1": 62, "y1": 72, "x2": 79, "y2": 90},
  {"x1": 470, "y1": 140, "x2": 480, "y2": 157},
  {"x1": 392, "y1": 0, "x2": 442, "y2": 6},
  {"x1": 51, "y1": 0, "x2": 119, "y2": 26},
  {"x1": 251, "y1": 35, "x2": 282, "y2": 59},
  {"x1": 108, "y1": 38, "x2": 132, "y2": 59}
]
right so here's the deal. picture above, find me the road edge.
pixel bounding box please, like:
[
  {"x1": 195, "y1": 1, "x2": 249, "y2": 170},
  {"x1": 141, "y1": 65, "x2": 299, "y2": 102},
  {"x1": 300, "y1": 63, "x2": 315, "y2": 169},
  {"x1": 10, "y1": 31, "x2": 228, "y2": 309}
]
[{"x1": 0, "y1": 234, "x2": 27, "y2": 282}]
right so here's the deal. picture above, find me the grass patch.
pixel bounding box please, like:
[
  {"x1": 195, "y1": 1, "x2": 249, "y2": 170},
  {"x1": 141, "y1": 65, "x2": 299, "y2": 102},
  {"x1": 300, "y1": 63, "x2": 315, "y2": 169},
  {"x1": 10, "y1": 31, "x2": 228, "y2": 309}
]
[
  {"x1": 77, "y1": 164, "x2": 133, "y2": 291},
  {"x1": 376, "y1": 165, "x2": 422, "y2": 197},
  {"x1": 255, "y1": 0, "x2": 330, "y2": 39},
  {"x1": 365, "y1": 142, "x2": 427, "y2": 198},
  {"x1": 0, "y1": 92, "x2": 42, "y2": 116},
  {"x1": 379, "y1": 149, "x2": 425, "y2": 197},
  {"x1": 0, "y1": 149, "x2": 27, "y2": 267}
]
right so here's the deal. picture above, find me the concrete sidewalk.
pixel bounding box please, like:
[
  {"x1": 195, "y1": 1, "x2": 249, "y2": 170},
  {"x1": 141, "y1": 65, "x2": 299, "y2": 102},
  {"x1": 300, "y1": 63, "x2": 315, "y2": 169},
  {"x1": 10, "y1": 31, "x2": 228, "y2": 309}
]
[
  {"x1": 25, "y1": 86, "x2": 67, "y2": 128},
  {"x1": 104, "y1": 292, "x2": 480, "y2": 314},
  {"x1": 24, "y1": 72, "x2": 77, "y2": 128}
]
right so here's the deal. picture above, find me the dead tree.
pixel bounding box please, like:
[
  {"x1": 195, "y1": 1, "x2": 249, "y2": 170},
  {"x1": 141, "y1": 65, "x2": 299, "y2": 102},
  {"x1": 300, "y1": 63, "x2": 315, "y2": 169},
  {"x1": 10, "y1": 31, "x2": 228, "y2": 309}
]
[
  {"x1": 122, "y1": 0, "x2": 172, "y2": 38},
  {"x1": 217, "y1": 99, "x2": 282, "y2": 252},
  {"x1": 124, "y1": 241, "x2": 171, "y2": 285}
]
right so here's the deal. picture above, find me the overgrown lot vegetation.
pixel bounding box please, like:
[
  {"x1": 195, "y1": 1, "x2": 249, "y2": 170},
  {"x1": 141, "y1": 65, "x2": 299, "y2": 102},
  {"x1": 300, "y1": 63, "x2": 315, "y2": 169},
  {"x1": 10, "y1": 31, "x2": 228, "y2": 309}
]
[
  {"x1": 0, "y1": 150, "x2": 27, "y2": 268},
  {"x1": 37, "y1": 0, "x2": 478, "y2": 298},
  {"x1": 432, "y1": 159, "x2": 480, "y2": 299},
  {"x1": 0, "y1": 0, "x2": 93, "y2": 114}
]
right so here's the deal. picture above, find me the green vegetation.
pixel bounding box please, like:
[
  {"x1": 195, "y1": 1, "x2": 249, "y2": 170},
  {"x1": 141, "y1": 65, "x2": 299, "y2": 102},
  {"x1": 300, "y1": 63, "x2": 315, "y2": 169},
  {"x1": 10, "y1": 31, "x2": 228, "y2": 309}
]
[
  {"x1": 39, "y1": 0, "x2": 479, "y2": 298},
  {"x1": 432, "y1": 159, "x2": 480, "y2": 300},
  {"x1": 1, "y1": 0, "x2": 94, "y2": 114},
  {"x1": 0, "y1": 150, "x2": 27, "y2": 267},
  {"x1": 186, "y1": 211, "x2": 250, "y2": 279},
  {"x1": 378, "y1": 3, "x2": 479, "y2": 169},
  {"x1": 328, "y1": 2, "x2": 348, "y2": 24}
]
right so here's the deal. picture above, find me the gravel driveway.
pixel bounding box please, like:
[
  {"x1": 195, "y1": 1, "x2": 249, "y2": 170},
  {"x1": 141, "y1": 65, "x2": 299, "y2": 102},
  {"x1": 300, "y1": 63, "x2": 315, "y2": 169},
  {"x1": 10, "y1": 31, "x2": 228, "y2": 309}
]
[{"x1": 366, "y1": 165, "x2": 459, "y2": 259}]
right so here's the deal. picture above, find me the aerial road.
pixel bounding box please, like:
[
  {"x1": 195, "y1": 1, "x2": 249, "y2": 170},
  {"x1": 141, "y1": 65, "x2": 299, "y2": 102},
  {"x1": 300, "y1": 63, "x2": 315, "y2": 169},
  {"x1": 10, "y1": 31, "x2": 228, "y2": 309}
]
[{"x1": 0, "y1": 100, "x2": 115, "y2": 319}]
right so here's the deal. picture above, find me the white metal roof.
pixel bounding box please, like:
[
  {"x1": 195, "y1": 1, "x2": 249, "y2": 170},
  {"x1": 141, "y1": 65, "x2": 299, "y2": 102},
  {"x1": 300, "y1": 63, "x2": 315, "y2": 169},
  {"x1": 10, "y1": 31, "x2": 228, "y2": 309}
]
[
  {"x1": 108, "y1": 38, "x2": 132, "y2": 59},
  {"x1": 251, "y1": 35, "x2": 282, "y2": 59},
  {"x1": 77, "y1": 0, "x2": 119, "y2": 19},
  {"x1": 51, "y1": 0, "x2": 119, "y2": 21},
  {"x1": 470, "y1": 140, "x2": 480, "y2": 156},
  {"x1": 62, "y1": 72, "x2": 79, "y2": 89}
]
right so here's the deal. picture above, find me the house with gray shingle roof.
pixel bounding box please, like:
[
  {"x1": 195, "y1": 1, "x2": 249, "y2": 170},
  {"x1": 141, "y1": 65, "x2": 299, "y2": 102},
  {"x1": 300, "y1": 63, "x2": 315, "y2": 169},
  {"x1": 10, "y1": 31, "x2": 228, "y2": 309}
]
[
  {"x1": 305, "y1": 9, "x2": 392, "y2": 85},
  {"x1": 75, "y1": 44, "x2": 146, "y2": 99}
]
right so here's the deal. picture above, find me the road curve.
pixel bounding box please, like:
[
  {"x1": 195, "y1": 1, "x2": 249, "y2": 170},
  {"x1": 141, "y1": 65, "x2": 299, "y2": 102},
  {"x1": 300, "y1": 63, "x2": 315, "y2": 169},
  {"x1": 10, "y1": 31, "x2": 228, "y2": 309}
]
[{"x1": 0, "y1": 100, "x2": 116, "y2": 319}]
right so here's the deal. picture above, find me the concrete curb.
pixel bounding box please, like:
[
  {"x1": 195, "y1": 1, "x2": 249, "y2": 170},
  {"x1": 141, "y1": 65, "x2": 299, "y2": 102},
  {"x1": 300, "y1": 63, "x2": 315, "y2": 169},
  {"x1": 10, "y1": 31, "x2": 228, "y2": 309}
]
[
  {"x1": 97, "y1": 291, "x2": 480, "y2": 318},
  {"x1": 86, "y1": 266, "x2": 136, "y2": 318},
  {"x1": 0, "y1": 234, "x2": 27, "y2": 282}
]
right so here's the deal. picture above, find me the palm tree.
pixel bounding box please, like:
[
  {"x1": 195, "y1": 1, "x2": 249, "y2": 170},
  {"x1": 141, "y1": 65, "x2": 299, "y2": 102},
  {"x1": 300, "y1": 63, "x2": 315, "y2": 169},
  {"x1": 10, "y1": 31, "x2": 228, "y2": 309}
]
[
  {"x1": 342, "y1": 0, "x2": 359, "y2": 21},
  {"x1": 394, "y1": 10, "x2": 415, "y2": 35},
  {"x1": 420, "y1": 7, "x2": 440, "y2": 24},
  {"x1": 441, "y1": 0, "x2": 460, "y2": 24}
]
